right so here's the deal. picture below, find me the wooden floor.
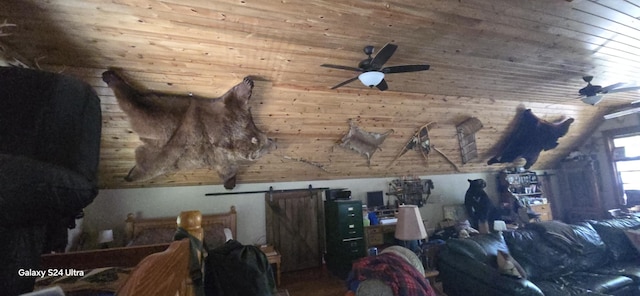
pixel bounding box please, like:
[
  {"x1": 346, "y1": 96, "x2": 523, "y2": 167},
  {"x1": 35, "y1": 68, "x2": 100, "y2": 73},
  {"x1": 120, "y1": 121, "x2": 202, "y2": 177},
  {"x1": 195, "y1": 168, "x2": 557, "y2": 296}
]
[
  {"x1": 280, "y1": 266, "x2": 348, "y2": 296},
  {"x1": 279, "y1": 266, "x2": 446, "y2": 296}
]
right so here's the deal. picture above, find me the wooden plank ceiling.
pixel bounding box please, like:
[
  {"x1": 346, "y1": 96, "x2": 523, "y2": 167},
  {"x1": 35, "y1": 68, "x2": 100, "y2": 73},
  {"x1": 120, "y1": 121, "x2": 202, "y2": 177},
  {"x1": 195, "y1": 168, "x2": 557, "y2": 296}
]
[{"x1": 1, "y1": 0, "x2": 640, "y2": 189}]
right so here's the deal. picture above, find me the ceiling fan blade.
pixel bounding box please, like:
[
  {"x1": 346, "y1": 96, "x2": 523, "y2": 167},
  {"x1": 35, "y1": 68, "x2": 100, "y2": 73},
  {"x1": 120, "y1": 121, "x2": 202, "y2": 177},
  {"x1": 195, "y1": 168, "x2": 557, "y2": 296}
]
[
  {"x1": 320, "y1": 64, "x2": 362, "y2": 72},
  {"x1": 604, "y1": 106, "x2": 640, "y2": 120},
  {"x1": 370, "y1": 43, "x2": 398, "y2": 69},
  {"x1": 382, "y1": 64, "x2": 430, "y2": 74},
  {"x1": 600, "y1": 82, "x2": 626, "y2": 93},
  {"x1": 605, "y1": 86, "x2": 640, "y2": 94},
  {"x1": 376, "y1": 79, "x2": 388, "y2": 91},
  {"x1": 330, "y1": 76, "x2": 359, "y2": 89}
]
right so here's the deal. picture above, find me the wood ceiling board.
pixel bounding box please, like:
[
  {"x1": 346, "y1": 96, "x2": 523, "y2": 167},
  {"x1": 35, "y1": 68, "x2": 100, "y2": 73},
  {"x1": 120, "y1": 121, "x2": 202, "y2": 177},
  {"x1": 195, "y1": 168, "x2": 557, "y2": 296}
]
[{"x1": 2, "y1": 0, "x2": 639, "y2": 188}]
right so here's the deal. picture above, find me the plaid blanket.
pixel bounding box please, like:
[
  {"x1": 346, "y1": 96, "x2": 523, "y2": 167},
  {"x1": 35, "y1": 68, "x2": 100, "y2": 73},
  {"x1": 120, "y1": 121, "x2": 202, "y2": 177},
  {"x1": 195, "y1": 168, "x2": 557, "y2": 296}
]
[{"x1": 347, "y1": 252, "x2": 435, "y2": 296}]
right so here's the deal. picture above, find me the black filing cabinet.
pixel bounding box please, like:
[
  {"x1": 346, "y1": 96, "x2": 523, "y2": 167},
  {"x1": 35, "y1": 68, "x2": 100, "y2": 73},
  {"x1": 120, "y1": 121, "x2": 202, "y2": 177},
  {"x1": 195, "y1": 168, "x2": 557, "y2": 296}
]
[{"x1": 324, "y1": 199, "x2": 366, "y2": 278}]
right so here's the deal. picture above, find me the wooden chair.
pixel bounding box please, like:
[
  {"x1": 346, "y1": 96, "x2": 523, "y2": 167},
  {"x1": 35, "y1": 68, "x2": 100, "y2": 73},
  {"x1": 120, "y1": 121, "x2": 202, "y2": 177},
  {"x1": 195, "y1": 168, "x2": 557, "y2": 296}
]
[{"x1": 117, "y1": 210, "x2": 204, "y2": 296}]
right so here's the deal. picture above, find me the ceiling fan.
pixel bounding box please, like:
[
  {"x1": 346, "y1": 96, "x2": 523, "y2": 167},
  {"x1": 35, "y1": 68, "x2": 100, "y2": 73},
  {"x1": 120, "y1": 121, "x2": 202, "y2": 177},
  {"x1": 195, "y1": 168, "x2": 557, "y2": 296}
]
[
  {"x1": 604, "y1": 99, "x2": 640, "y2": 120},
  {"x1": 320, "y1": 43, "x2": 430, "y2": 91},
  {"x1": 578, "y1": 76, "x2": 640, "y2": 105}
]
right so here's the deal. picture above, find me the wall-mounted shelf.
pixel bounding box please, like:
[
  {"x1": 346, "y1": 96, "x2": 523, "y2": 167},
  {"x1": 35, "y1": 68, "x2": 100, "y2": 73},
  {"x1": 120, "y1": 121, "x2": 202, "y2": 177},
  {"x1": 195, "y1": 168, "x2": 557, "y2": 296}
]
[
  {"x1": 497, "y1": 171, "x2": 552, "y2": 223},
  {"x1": 387, "y1": 177, "x2": 434, "y2": 207}
]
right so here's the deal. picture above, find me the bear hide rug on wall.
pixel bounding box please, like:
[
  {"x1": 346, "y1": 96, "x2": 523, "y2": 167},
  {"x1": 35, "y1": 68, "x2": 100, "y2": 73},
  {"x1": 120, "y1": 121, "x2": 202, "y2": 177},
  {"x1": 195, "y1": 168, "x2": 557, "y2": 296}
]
[
  {"x1": 102, "y1": 70, "x2": 275, "y2": 189},
  {"x1": 487, "y1": 108, "x2": 574, "y2": 169}
]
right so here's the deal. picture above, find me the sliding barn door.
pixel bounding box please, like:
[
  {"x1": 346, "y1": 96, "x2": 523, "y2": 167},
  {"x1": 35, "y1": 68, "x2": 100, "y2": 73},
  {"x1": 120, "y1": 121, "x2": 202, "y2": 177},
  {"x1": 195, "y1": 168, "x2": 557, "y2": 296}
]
[{"x1": 265, "y1": 190, "x2": 324, "y2": 272}]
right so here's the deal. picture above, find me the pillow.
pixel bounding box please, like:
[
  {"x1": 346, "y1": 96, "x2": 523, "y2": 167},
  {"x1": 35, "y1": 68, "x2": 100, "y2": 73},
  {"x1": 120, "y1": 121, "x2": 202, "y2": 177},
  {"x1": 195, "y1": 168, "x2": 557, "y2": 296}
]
[
  {"x1": 224, "y1": 228, "x2": 233, "y2": 241},
  {"x1": 624, "y1": 229, "x2": 640, "y2": 254},
  {"x1": 497, "y1": 250, "x2": 527, "y2": 279},
  {"x1": 526, "y1": 221, "x2": 583, "y2": 254},
  {"x1": 128, "y1": 228, "x2": 176, "y2": 246},
  {"x1": 204, "y1": 224, "x2": 233, "y2": 249}
]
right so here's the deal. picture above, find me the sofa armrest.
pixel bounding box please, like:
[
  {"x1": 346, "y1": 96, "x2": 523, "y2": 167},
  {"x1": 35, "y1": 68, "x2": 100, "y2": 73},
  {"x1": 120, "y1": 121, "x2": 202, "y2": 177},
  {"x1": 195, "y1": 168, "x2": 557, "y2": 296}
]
[
  {"x1": 0, "y1": 154, "x2": 98, "y2": 226},
  {"x1": 439, "y1": 248, "x2": 543, "y2": 296}
]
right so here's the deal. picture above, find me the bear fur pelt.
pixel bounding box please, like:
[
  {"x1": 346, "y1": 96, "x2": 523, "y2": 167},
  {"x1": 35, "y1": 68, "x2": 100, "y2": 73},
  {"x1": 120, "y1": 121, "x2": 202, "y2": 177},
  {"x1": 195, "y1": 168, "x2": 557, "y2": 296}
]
[
  {"x1": 102, "y1": 70, "x2": 275, "y2": 189},
  {"x1": 337, "y1": 119, "x2": 393, "y2": 166},
  {"x1": 488, "y1": 109, "x2": 574, "y2": 169}
]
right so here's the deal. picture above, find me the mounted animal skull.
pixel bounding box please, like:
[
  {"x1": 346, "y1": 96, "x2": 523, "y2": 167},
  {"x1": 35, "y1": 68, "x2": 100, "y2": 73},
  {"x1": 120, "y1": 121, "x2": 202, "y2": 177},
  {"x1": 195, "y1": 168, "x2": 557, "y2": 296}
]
[{"x1": 102, "y1": 70, "x2": 275, "y2": 189}]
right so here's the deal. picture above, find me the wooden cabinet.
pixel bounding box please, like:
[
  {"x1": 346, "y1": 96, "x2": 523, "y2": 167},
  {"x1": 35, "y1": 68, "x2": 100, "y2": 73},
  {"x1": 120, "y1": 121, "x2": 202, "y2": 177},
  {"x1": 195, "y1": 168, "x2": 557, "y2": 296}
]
[
  {"x1": 497, "y1": 171, "x2": 553, "y2": 223},
  {"x1": 557, "y1": 159, "x2": 606, "y2": 222},
  {"x1": 364, "y1": 224, "x2": 396, "y2": 249},
  {"x1": 529, "y1": 204, "x2": 552, "y2": 221},
  {"x1": 324, "y1": 200, "x2": 366, "y2": 277},
  {"x1": 499, "y1": 171, "x2": 545, "y2": 203}
]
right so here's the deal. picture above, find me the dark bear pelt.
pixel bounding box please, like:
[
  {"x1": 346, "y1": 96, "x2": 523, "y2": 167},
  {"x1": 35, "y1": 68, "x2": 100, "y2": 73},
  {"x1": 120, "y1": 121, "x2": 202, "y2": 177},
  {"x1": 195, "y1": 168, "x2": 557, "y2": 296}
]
[
  {"x1": 487, "y1": 109, "x2": 574, "y2": 169},
  {"x1": 102, "y1": 69, "x2": 275, "y2": 189}
]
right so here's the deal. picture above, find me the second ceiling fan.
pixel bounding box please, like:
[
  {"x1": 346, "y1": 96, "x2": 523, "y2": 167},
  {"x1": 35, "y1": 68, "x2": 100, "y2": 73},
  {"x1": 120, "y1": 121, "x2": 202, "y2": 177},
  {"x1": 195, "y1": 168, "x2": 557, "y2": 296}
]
[
  {"x1": 321, "y1": 43, "x2": 430, "y2": 91},
  {"x1": 578, "y1": 76, "x2": 640, "y2": 105}
]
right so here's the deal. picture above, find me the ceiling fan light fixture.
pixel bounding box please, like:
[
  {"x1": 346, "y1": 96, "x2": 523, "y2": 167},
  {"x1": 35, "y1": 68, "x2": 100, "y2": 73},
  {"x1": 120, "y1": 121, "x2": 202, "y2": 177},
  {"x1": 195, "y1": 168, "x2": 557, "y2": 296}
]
[
  {"x1": 358, "y1": 71, "x2": 384, "y2": 87},
  {"x1": 582, "y1": 95, "x2": 604, "y2": 106}
]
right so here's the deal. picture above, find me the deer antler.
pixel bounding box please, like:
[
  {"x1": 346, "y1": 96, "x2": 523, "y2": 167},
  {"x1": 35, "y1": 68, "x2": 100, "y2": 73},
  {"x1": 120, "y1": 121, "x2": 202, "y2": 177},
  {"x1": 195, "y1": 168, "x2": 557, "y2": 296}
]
[{"x1": 0, "y1": 19, "x2": 17, "y2": 37}]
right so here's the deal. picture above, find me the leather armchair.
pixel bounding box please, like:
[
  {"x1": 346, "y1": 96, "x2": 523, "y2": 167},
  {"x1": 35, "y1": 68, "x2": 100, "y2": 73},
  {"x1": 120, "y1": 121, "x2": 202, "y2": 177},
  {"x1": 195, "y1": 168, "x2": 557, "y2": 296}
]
[{"x1": 0, "y1": 67, "x2": 102, "y2": 295}]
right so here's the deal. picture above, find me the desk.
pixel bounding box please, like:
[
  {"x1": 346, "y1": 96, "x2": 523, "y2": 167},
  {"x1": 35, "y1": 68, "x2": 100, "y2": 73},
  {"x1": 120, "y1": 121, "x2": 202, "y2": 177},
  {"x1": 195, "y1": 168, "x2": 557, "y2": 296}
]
[
  {"x1": 364, "y1": 224, "x2": 397, "y2": 249},
  {"x1": 260, "y1": 245, "x2": 282, "y2": 286},
  {"x1": 529, "y1": 203, "x2": 553, "y2": 221}
]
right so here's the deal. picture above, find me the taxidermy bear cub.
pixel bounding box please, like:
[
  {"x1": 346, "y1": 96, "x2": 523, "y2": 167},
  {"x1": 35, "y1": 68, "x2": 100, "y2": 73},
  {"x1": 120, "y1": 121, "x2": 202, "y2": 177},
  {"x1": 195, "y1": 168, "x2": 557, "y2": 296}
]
[
  {"x1": 102, "y1": 69, "x2": 275, "y2": 189},
  {"x1": 464, "y1": 179, "x2": 497, "y2": 232}
]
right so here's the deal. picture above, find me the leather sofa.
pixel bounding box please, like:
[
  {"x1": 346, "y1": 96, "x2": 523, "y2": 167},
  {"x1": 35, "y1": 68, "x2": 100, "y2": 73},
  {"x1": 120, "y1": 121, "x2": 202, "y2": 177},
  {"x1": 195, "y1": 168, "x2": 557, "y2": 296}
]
[
  {"x1": 0, "y1": 67, "x2": 102, "y2": 295},
  {"x1": 438, "y1": 218, "x2": 640, "y2": 296}
]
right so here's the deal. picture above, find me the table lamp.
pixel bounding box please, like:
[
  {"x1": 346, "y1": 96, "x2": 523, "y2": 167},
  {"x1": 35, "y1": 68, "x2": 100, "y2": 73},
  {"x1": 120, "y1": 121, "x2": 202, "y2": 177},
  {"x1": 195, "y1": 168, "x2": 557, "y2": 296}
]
[
  {"x1": 395, "y1": 205, "x2": 428, "y2": 248},
  {"x1": 98, "y1": 229, "x2": 114, "y2": 249},
  {"x1": 493, "y1": 220, "x2": 508, "y2": 235}
]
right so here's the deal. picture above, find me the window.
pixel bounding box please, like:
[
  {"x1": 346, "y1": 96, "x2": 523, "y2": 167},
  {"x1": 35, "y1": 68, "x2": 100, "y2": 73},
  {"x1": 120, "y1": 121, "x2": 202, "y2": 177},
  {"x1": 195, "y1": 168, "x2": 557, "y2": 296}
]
[{"x1": 608, "y1": 131, "x2": 640, "y2": 205}]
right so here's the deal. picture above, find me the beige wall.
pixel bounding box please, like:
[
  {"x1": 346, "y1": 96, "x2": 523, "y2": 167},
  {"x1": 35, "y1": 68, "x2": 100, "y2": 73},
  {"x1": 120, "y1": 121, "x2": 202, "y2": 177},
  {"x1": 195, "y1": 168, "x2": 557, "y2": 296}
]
[{"x1": 82, "y1": 171, "x2": 559, "y2": 249}]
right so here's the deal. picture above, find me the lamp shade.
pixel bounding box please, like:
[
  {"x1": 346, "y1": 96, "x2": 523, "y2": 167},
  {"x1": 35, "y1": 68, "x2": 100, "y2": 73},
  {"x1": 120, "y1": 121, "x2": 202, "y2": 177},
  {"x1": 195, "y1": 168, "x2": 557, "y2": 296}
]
[
  {"x1": 394, "y1": 205, "x2": 428, "y2": 240},
  {"x1": 493, "y1": 220, "x2": 507, "y2": 232},
  {"x1": 358, "y1": 71, "x2": 384, "y2": 87},
  {"x1": 97, "y1": 229, "x2": 114, "y2": 244}
]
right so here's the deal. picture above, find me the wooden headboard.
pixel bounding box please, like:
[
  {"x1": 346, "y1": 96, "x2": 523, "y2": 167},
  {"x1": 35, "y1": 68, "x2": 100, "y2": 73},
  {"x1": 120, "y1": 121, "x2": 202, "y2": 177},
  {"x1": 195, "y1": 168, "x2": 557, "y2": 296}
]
[
  {"x1": 125, "y1": 206, "x2": 237, "y2": 243},
  {"x1": 40, "y1": 211, "x2": 205, "y2": 296}
]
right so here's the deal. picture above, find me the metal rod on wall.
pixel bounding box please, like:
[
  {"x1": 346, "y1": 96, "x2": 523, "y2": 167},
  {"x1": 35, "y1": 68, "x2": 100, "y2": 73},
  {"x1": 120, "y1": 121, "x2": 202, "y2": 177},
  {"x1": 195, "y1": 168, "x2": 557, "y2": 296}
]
[{"x1": 205, "y1": 185, "x2": 330, "y2": 196}]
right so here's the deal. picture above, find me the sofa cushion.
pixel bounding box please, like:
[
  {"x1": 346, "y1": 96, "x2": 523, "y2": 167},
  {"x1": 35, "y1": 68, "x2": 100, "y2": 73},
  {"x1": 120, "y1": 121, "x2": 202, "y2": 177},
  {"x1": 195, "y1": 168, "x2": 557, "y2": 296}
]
[
  {"x1": 559, "y1": 272, "x2": 634, "y2": 295},
  {"x1": 567, "y1": 222, "x2": 609, "y2": 272},
  {"x1": 533, "y1": 280, "x2": 606, "y2": 296},
  {"x1": 624, "y1": 229, "x2": 640, "y2": 253},
  {"x1": 533, "y1": 279, "x2": 619, "y2": 296},
  {"x1": 444, "y1": 233, "x2": 508, "y2": 267},
  {"x1": 592, "y1": 261, "x2": 640, "y2": 283},
  {"x1": 503, "y1": 229, "x2": 574, "y2": 280},
  {"x1": 497, "y1": 250, "x2": 527, "y2": 279},
  {"x1": 525, "y1": 221, "x2": 584, "y2": 254},
  {"x1": 589, "y1": 218, "x2": 640, "y2": 261}
]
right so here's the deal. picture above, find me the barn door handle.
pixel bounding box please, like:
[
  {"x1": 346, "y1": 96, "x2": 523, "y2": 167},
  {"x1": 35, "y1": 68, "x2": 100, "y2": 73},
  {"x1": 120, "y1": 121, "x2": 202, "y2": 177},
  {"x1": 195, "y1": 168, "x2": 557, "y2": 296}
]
[{"x1": 269, "y1": 186, "x2": 273, "y2": 202}]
